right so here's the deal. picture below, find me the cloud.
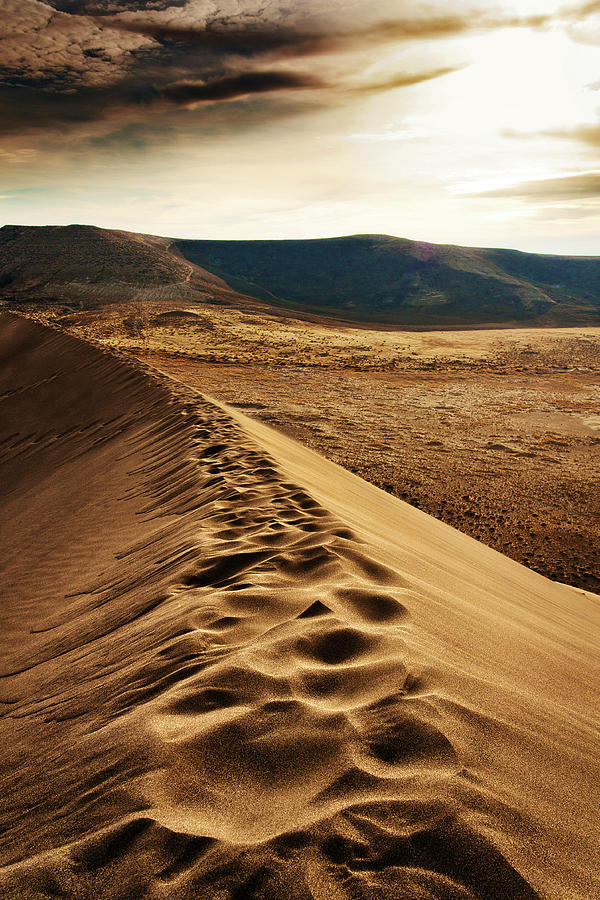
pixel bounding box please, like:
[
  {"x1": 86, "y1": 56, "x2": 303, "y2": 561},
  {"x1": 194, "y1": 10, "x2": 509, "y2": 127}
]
[
  {"x1": 0, "y1": 0, "x2": 151, "y2": 92},
  {"x1": 504, "y1": 124, "x2": 600, "y2": 149},
  {"x1": 562, "y1": 0, "x2": 600, "y2": 43},
  {"x1": 0, "y1": 82, "x2": 152, "y2": 137},
  {"x1": 2, "y1": 0, "x2": 598, "y2": 150},
  {"x1": 45, "y1": 0, "x2": 187, "y2": 13},
  {"x1": 466, "y1": 171, "x2": 600, "y2": 200},
  {"x1": 160, "y1": 64, "x2": 460, "y2": 107},
  {"x1": 353, "y1": 65, "x2": 464, "y2": 95},
  {"x1": 103, "y1": 10, "x2": 553, "y2": 60},
  {"x1": 545, "y1": 125, "x2": 600, "y2": 148},
  {"x1": 0, "y1": 1, "x2": 475, "y2": 142},
  {"x1": 533, "y1": 203, "x2": 600, "y2": 219},
  {"x1": 161, "y1": 70, "x2": 322, "y2": 104},
  {"x1": 567, "y1": 1, "x2": 600, "y2": 14},
  {"x1": 347, "y1": 123, "x2": 441, "y2": 142}
]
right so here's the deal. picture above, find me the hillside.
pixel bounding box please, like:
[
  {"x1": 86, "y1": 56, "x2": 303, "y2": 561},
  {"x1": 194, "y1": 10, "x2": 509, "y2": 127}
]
[
  {"x1": 2, "y1": 225, "x2": 599, "y2": 326},
  {"x1": 176, "y1": 234, "x2": 600, "y2": 326},
  {"x1": 0, "y1": 224, "x2": 231, "y2": 307}
]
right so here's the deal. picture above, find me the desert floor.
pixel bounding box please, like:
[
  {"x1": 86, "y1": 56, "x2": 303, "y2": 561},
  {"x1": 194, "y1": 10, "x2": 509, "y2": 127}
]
[{"x1": 30, "y1": 301, "x2": 600, "y2": 592}]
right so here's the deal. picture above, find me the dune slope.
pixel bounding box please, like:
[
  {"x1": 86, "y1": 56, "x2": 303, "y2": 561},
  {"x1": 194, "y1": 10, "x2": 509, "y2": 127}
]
[{"x1": 0, "y1": 312, "x2": 598, "y2": 899}]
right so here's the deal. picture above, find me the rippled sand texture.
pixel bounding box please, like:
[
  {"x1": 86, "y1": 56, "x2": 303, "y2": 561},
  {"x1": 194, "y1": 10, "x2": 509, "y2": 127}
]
[{"x1": 0, "y1": 312, "x2": 598, "y2": 899}]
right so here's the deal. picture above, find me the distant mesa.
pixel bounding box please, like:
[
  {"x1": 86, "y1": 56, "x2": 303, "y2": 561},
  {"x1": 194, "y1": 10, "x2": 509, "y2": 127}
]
[{"x1": 2, "y1": 224, "x2": 600, "y2": 327}]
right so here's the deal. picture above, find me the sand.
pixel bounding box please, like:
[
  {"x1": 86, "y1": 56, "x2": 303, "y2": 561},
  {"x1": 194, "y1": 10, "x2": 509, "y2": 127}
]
[{"x1": 0, "y1": 311, "x2": 599, "y2": 899}]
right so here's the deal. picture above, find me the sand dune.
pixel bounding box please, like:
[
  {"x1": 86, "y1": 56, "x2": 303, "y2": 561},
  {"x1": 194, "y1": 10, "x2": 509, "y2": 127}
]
[{"x1": 0, "y1": 311, "x2": 598, "y2": 899}]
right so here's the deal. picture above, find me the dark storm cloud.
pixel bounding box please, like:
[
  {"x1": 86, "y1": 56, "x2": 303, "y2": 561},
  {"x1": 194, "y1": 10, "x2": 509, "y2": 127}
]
[
  {"x1": 470, "y1": 172, "x2": 600, "y2": 200},
  {"x1": 159, "y1": 66, "x2": 460, "y2": 106},
  {"x1": 44, "y1": 0, "x2": 188, "y2": 13},
  {"x1": 105, "y1": 11, "x2": 553, "y2": 58},
  {"x1": 108, "y1": 16, "x2": 466, "y2": 53},
  {"x1": 2, "y1": 0, "x2": 599, "y2": 147},
  {"x1": 0, "y1": 0, "x2": 477, "y2": 140},
  {"x1": 0, "y1": 82, "x2": 153, "y2": 136},
  {"x1": 161, "y1": 70, "x2": 322, "y2": 104}
]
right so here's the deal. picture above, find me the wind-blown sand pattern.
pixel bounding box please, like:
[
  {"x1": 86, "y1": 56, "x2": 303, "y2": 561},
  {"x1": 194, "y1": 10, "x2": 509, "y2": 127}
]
[{"x1": 0, "y1": 312, "x2": 599, "y2": 899}]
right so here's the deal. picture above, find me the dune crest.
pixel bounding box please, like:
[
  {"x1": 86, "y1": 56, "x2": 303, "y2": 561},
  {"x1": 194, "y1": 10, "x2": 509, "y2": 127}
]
[{"x1": 0, "y1": 312, "x2": 598, "y2": 899}]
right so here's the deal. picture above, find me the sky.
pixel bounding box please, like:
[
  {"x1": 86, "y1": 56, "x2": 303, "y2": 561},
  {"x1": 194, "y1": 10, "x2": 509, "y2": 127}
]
[{"x1": 1, "y1": 0, "x2": 599, "y2": 253}]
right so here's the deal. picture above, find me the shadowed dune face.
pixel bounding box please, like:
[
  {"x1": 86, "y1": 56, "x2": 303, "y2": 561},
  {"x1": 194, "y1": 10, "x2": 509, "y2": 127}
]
[{"x1": 0, "y1": 313, "x2": 598, "y2": 899}]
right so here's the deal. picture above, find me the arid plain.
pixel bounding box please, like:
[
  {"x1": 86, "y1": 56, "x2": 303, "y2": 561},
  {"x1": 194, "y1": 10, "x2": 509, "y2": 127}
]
[{"x1": 28, "y1": 300, "x2": 600, "y2": 593}]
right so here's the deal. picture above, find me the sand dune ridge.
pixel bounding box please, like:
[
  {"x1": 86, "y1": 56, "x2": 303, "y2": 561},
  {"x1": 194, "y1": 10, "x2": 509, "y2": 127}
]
[{"x1": 0, "y1": 313, "x2": 598, "y2": 899}]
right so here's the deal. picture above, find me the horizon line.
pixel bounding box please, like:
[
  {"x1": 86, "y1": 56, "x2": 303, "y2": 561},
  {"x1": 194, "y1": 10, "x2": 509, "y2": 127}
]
[{"x1": 1, "y1": 221, "x2": 598, "y2": 259}]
